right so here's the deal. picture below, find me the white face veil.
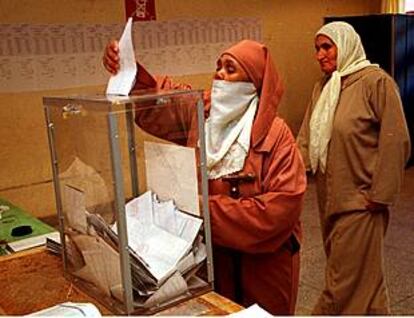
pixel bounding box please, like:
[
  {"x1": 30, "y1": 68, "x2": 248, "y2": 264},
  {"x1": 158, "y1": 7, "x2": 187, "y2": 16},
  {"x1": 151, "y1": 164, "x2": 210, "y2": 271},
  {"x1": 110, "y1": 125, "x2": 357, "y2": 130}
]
[
  {"x1": 309, "y1": 21, "x2": 377, "y2": 173},
  {"x1": 206, "y1": 80, "x2": 259, "y2": 179}
]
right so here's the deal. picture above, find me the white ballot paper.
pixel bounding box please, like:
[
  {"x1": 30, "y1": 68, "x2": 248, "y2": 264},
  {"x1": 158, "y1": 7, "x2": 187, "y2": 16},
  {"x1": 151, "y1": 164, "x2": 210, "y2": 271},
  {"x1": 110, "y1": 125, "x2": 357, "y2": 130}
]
[
  {"x1": 226, "y1": 304, "x2": 274, "y2": 317},
  {"x1": 27, "y1": 302, "x2": 101, "y2": 317},
  {"x1": 144, "y1": 141, "x2": 200, "y2": 216},
  {"x1": 106, "y1": 17, "x2": 137, "y2": 96},
  {"x1": 112, "y1": 191, "x2": 193, "y2": 283}
]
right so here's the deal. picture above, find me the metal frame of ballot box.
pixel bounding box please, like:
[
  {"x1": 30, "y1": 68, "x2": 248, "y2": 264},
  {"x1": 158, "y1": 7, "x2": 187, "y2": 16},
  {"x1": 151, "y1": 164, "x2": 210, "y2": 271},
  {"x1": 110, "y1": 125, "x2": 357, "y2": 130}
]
[{"x1": 43, "y1": 90, "x2": 213, "y2": 315}]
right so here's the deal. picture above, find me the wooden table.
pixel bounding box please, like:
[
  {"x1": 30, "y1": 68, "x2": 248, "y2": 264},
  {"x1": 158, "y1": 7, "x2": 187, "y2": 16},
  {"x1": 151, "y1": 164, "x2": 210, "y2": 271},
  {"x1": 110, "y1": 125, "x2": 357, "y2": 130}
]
[{"x1": 0, "y1": 248, "x2": 242, "y2": 316}]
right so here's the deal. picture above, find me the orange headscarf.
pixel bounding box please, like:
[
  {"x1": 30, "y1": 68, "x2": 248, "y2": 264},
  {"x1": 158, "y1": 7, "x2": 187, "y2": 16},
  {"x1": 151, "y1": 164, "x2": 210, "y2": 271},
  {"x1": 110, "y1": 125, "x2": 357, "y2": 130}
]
[{"x1": 223, "y1": 40, "x2": 284, "y2": 148}]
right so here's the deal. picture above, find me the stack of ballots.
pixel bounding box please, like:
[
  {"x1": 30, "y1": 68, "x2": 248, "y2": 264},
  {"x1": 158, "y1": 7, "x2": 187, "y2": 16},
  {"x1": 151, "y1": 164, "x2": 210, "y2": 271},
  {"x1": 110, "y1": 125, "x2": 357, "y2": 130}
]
[{"x1": 60, "y1": 185, "x2": 206, "y2": 309}]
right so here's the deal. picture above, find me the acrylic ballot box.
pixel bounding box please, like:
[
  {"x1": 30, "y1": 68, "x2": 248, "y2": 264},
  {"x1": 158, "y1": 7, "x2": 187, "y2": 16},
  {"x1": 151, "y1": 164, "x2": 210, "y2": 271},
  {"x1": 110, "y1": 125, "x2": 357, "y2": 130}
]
[{"x1": 43, "y1": 90, "x2": 213, "y2": 315}]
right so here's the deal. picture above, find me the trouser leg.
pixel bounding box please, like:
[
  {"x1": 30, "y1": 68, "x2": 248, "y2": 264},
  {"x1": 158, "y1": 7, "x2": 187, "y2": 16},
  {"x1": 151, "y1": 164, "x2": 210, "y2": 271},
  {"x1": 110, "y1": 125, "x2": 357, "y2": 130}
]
[{"x1": 312, "y1": 210, "x2": 390, "y2": 315}]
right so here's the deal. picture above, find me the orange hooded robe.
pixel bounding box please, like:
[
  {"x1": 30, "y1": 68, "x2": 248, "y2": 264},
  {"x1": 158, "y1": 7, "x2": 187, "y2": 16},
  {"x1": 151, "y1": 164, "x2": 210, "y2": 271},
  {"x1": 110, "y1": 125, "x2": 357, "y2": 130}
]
[{"x1": 132, "y1": 40, "x2": 306, "y2": 314}]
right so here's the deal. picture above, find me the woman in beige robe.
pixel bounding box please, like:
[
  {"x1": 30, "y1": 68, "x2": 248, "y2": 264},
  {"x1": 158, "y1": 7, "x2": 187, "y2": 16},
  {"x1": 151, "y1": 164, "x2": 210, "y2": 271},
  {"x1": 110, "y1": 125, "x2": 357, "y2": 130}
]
[{"x1": 297, "y1": 21, "x2": 411, "y2": 314}]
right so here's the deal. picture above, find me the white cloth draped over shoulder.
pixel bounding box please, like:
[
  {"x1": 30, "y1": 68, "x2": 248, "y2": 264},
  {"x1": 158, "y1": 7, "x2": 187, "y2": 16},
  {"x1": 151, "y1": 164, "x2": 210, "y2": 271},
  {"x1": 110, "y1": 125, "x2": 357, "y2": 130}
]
[{"x1": 309, "y1": 22, "x2": 378, "y2": 173}]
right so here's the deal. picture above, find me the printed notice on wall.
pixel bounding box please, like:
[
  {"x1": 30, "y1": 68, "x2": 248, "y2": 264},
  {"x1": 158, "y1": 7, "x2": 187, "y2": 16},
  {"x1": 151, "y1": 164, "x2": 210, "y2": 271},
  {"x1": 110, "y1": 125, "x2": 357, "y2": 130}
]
[{"x1": 0, "y1": 17, "x2": 262, "y2": 93}]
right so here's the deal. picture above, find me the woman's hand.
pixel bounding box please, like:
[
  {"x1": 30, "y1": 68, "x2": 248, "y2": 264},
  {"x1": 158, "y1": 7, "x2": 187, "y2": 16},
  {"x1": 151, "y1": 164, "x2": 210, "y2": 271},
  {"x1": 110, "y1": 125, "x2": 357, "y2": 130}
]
[{"x1": 102, "y1": 40, "x2": 120, "y2": 75}]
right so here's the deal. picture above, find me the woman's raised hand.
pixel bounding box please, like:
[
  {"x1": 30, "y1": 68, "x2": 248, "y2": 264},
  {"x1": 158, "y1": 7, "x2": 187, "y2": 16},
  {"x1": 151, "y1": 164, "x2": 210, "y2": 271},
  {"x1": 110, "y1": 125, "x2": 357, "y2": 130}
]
[{"x1": 103, "y1": 40, "x2": 120, "y2": 75}]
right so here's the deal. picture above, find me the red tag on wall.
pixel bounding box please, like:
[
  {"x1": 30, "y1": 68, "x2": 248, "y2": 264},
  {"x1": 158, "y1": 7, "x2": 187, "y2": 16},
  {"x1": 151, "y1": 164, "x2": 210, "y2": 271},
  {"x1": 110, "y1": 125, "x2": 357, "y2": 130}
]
[{"x1": 125, "y1": 0, "x2": 156, "y2": 21}]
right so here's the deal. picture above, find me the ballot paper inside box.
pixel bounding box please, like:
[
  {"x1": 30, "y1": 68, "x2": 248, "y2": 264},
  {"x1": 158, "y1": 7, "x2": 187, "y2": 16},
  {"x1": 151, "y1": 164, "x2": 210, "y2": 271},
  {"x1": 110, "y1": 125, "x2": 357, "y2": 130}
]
[{"x1": 43, "y1": 90, "x2": 213, "y2": 315}]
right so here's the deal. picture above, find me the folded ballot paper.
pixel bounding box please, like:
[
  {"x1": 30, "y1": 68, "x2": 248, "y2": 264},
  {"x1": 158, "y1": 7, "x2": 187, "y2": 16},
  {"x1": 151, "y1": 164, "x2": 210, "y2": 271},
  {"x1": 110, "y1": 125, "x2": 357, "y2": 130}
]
[
  {"x1": 60, "y1": 185, "x2": 206, "y2": 308},
  {"x1": 111, "y1": 191, "x2": 203, "y2": 283},
  {"x1": 106, "y1": 17, "x2": 137, "y2": 96},
  {"x1": 26, "y1": 302, "x2": 101, "y2": 317},
  {"x1": 226, "y1": 304, "x2": 274, "y2": 317}
]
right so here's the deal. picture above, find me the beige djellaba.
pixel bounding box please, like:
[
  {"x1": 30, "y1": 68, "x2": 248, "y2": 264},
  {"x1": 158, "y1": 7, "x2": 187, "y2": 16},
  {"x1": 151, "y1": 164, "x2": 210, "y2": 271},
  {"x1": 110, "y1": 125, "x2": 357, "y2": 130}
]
[
  {"x1": 298, "y1": 65, "x2": 411, "y2": 218},
  {"x1": 297, "y1": 65, "x2": 411, "y2": 314}
]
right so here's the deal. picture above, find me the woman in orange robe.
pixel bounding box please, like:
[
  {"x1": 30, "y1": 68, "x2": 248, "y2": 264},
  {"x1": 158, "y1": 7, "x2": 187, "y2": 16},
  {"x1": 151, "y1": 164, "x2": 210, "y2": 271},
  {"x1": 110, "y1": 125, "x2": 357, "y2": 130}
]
[{"x1": 103, "y1": 39, "x2": 306, "y2": 314}]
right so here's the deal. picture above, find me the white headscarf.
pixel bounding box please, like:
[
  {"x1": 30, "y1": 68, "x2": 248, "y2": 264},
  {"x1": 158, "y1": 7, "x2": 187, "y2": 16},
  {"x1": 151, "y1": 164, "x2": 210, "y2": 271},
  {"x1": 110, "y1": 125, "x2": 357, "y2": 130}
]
[{"x1": 309, "y1": 21, "x2": 377, "y2": 173}]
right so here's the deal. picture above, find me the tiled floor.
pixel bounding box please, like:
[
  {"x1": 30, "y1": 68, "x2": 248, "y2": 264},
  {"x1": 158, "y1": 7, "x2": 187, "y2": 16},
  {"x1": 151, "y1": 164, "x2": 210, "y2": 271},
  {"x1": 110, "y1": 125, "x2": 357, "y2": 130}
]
[{"x1": 296, "y1": 166, "x2": 414, "y2": 315}]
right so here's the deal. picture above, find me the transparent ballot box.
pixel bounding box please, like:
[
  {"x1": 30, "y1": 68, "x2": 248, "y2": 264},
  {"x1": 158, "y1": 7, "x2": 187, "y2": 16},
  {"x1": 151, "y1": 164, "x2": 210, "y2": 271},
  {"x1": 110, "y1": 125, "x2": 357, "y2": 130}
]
[{"x1": 43, "y1": 90, "x2": 213, "y2": 314}]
